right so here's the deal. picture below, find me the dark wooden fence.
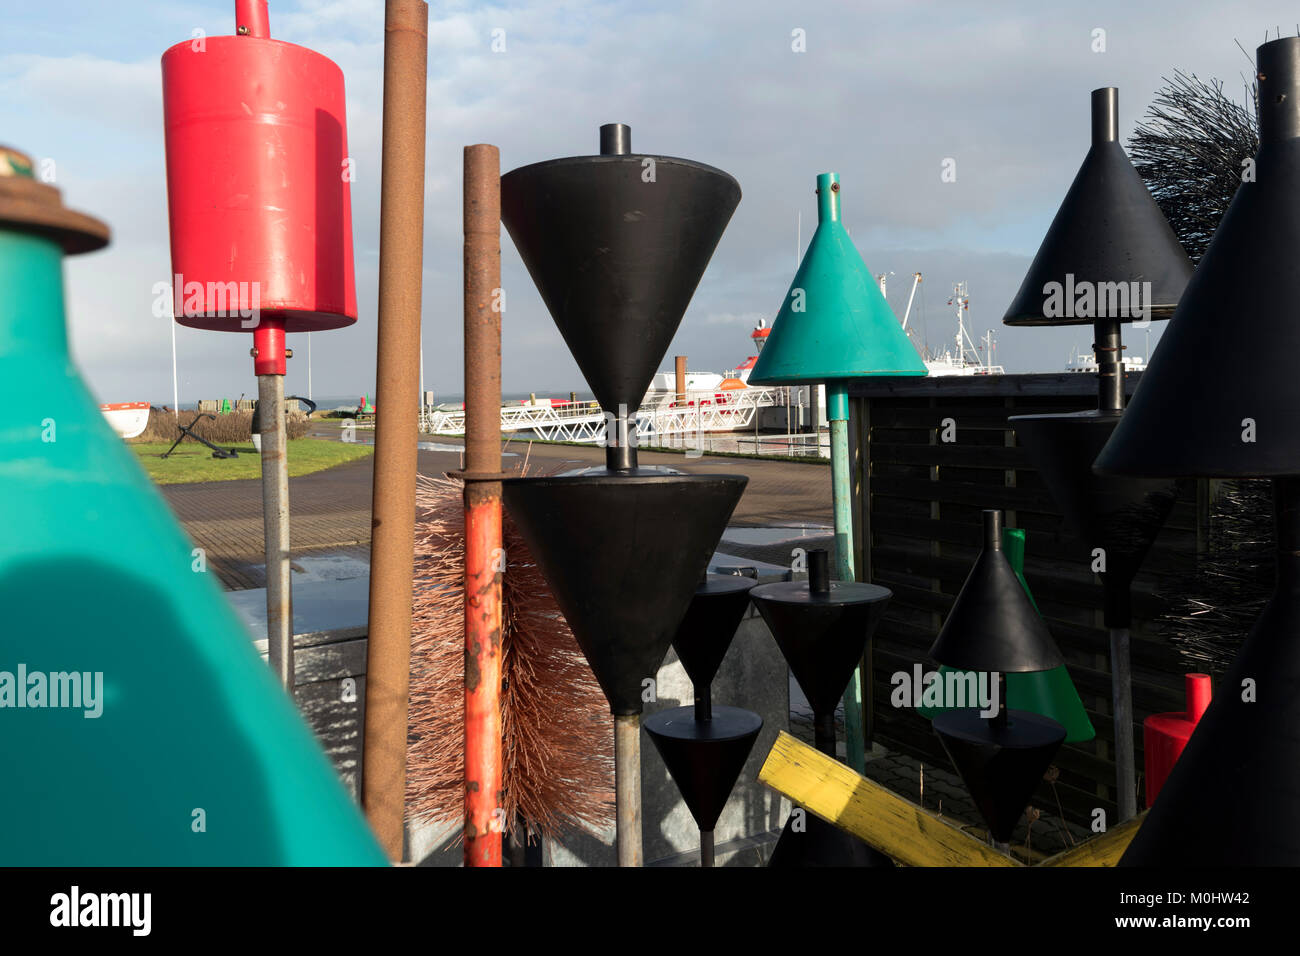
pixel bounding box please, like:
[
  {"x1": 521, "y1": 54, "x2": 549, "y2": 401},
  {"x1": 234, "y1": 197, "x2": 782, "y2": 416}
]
[{"x1": 846, "y1": 373, "x2": 1205, "y2": 825}]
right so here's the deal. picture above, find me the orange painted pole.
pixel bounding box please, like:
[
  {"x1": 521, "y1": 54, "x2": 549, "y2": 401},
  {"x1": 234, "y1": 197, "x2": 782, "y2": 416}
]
[{"x1": 462, "y1": 144, "x2": 504, "y2": 867}]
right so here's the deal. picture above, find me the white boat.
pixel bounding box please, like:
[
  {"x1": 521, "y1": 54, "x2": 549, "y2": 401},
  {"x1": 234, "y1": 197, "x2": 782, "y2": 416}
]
[
  {"x1": 920, "y1": 281, "x2": 1003, "y2": 376},
  {"x1": 1065, "y1": 350, "x2": 1147, "y2": 373},
  {"x1": 100, "y1": 401, "x2": 151, "y2": 439}
]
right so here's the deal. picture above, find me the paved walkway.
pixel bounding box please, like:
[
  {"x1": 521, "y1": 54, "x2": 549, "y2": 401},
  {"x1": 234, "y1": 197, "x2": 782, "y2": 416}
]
[{"x1": 161, "y1": 435, "x2": 832, "y2": 590}]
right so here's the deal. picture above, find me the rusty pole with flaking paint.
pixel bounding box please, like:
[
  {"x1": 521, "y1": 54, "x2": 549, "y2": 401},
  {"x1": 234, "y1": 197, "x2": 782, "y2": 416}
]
[
  {"x1": 462, "y1": 144, "x2": 504, "y2": 867},
  {"x1": 362, "y1": 0, "x2": 428, "y2": 863}
]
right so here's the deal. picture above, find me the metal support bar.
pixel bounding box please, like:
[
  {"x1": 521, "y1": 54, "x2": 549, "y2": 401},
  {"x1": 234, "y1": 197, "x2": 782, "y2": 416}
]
[
  {"x1": 1110, "y1": 626, "x2": 1137, "y2": 822},
  {"x1": 257, "y1": 371, "x2": 292, "y2": 691},
  {"x1": 362, "y1": 0, "x2": 428, "y2": 862},
  {"x1": 829, "y1": 383, "x2": 866, "y2": 772},
  {"x1": 614, "y1": 714, "x2": 643, "y2": 866}
]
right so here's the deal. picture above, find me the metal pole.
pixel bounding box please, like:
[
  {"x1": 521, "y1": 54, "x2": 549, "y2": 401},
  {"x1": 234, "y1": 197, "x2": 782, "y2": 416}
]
[
  {"x1": 462, "y1": 143, "x2": 504, "y2": 867},
  {"x1": 700, "y1": 829, "x2": 715, "y2": 867},
  {"x1": 254, "y1": 319, "x2": 293, "y2": 693},
  {"x1": 614, "y1": 714, "x2": 642, "y2": 866},
  {"x1": 307, "y1": 332, "x2": 312, "y2": 403},
  {"x1": 1110, "y1": 626, "x2": 1137, "y2": 821},
  {"x1": 828, "y1": 382, "x2": 866, "y2": 772},
  {"x1": 171, "y1": 317, "x2": 179, "y2": 420},
  {"x1": 362, "y1": 0, "x2": 428, "y2": 863}
]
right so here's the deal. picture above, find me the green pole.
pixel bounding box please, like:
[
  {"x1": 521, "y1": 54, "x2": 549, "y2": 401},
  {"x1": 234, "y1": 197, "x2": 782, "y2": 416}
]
[{"x1": 829, "y1": 381, "x2": 866, "y2": 771}]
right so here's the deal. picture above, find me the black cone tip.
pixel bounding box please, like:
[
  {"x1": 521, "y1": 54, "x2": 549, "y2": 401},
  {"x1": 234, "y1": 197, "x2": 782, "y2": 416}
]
[
  {"x1": 1002, "y1": 87, "x2": 1192, "y2": 327},
  {"x1": 929, "y1": 510, "x2": 1064, "y2": 673},
  {"x1": 1091, "y1": 87, "x2": 1118, "y2": 144},
  {"x1": 600, "y1": 123, "x2": 631, "y2": 155}
]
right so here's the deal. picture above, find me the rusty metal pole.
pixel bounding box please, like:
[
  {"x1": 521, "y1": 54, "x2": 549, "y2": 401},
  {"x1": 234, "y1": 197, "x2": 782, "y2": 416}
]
[
  {"x1": 462, "y1": 144, "x2": 504, "y2": 867},
  {"x1": 675, "y1": 355, "x2": 687, "y2": 404},
  {"x1": 362, "y1": 0, "x2": 427, "y2": 863}
]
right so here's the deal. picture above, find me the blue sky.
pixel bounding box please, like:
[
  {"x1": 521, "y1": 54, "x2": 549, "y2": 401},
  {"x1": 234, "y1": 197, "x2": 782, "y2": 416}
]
[{"x1": 1, "y1": 0, "x2": 1288, "y2": 404}]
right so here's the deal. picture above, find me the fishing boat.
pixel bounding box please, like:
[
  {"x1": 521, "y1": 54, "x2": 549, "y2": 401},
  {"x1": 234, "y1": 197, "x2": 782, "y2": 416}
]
[{"x1": 99, "y1": 401, "x2": 151, "y2": 439}]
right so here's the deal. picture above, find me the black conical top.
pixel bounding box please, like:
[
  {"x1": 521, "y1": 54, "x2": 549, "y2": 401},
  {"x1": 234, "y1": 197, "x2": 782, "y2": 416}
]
[
  {"x1": 1097, "y1": 39, "x2": 1300, "y2": 477},
  {"x1": 750, "y1": 557, "x2": 892, "y2": 717},
  {"x1": 929, "y1": 511, "x2": 1065, "y2": 672},
  {"x1": 671, "y1": 574, "x2": 757, "y2": 694},
  {"x1": 500, "y1": 126, "x2": 741, "y2": 415},
  {"x1": 1003, "y1": 88, "x2": 1192, "y2": 327},
  {"x1": 1010, "y1": 410, "x2": 1180, "y2": 626},
  {"x1": 502, "y1": 472, "x2": 746, "y2": 715}
]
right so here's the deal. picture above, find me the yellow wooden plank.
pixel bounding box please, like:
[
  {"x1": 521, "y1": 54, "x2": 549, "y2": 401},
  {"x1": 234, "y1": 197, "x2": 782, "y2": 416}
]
[
  {"x1": 1039, "y1": 811, "x2": 1146, "y2": 867},
  {"x1": 757, "y1": 730, "x2": 1020, "y2": 867}
]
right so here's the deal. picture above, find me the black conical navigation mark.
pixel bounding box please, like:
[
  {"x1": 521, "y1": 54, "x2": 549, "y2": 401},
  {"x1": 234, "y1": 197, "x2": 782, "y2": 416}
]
[
  {"x1": 928, "y1": 511, "x2": 1064, "y2": 673},
  {"x1": 1003, "y1": 87, "x2": 1192, "y2": 328},
  {"x1": 671, "y1": 574, "x2": 757, "y2": 695},
  {"x1": 501, "y1": 472, "x2": 747, "y2": 716},
  {"x1": 934, "y1": 709, "x2": 1066, "y2": 844},
  {"x1": 500, "y1": 129, "x2": 741, "y2": 417},
  {"x1": 643, "y1": 705, "x2": 763, "y2": 833},
  {"x1": 750, "y1": 577, "x2": 891, "y2": 718}
]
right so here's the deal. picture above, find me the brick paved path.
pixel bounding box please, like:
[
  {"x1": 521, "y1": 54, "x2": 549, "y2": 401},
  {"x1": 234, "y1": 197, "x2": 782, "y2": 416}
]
[{"x1": 161, "y1": 437, "x2": 832, "y2": 590}]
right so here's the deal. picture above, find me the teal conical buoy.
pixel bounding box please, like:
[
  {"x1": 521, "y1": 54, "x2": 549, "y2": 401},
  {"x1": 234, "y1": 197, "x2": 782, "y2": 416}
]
[
  {"x1": 917, "y1": 528, "x2": 1096, "y2": 743},
  {"x1": 749, "y1": 172, "x2": 927, "y2": 385},
  {"x1": 750, "y1": 172, "x2": 926, "y2": 774},
  {"x1": 0, "y1": 147, "x2": 384, "y2": 865}
]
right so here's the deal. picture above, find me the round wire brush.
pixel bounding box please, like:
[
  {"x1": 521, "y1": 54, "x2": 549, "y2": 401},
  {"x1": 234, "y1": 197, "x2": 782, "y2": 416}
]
[{"x1": 407, "y1": 473, "x2": 614, "y2": 848}]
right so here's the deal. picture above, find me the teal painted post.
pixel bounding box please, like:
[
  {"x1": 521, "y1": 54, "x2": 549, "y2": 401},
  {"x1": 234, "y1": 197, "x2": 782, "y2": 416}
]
[{"x1": 829, "y1": 382, "x2": 866, "y2": 771}]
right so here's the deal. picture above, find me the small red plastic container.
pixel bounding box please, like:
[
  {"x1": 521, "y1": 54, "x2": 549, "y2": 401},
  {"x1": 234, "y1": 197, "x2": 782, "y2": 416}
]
[
  {"x1": 161, "y1": 16, "x2": 356, "y2": 334},
  {"x1": 1144, "y1": 673, "x2": 1212, "y2": 806}
]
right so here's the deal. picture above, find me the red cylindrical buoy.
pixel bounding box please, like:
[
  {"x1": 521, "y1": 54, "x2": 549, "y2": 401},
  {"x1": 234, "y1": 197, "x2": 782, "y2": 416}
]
[
  {"x1": 1143, "y1": 673, "x2": 1212, "y2": 806},
  {"x1": 161, "y1": 1, "x2": 357, "y2": 344}
]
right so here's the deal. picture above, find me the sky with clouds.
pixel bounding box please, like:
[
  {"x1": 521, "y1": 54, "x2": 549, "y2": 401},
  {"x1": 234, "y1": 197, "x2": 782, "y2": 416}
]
[{"x1": 2, "y1": 0, "x2": 1292, "y2": 405}]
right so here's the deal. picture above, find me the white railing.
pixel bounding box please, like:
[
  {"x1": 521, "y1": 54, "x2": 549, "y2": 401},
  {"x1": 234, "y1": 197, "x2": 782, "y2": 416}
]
[{"x1": 421, "y1": 386, "x2": 789, "y2": 444}]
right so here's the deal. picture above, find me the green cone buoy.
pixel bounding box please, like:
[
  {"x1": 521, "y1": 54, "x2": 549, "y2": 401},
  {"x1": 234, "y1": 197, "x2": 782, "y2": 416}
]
[
  {"x1": 918, "y1": 528, "x2": 1096, "y2": 743},
  {"x1": 749, "y1": 172, "x2": 926, "y2": 774},
  {"x1": 748, "y1": 172, "x2": 927, "y2": 386},
  {"x1": 0, "y1": 150, "x2": 385, "y2": 865}
]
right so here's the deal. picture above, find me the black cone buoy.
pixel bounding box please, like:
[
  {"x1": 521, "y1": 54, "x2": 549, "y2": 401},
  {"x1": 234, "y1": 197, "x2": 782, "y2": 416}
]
[
  {"x1": 934, "y1": 708, "x2": 1066, "y2": 844},
  {"x1": 500, "y1": 126, "x2": 746, "y2": 867},
  {"x1": 500, "y1": 126, "x2": 741, "y2": 425},
  {"x1": 672, "y1": 574, "x2": 758, "y2": 698},
  {"x1": 502, "y1": 473, "x2": 746, "y2": 716},
  {"x1": 928, "y1": 511, "x2": 1063, "y2": 674},
  {"x1": 1095, "y1": 39, "x2": 1300, "y2": 862},
  {"x1": 644, "y1": 705, "x2": 763, "y2": 865},
  {"x1": 1002, "y1": 87, "x2": 1191, "y2": 328},
  {"x1": 644, "y1": 573, "x2": 762, "y2": 867},
  {"x1": 928, "y1": 512, "x2": 1069, "y2": 848},
  {"x1": 751, "y1": 549, "x2": 894, "y2": 866}
]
